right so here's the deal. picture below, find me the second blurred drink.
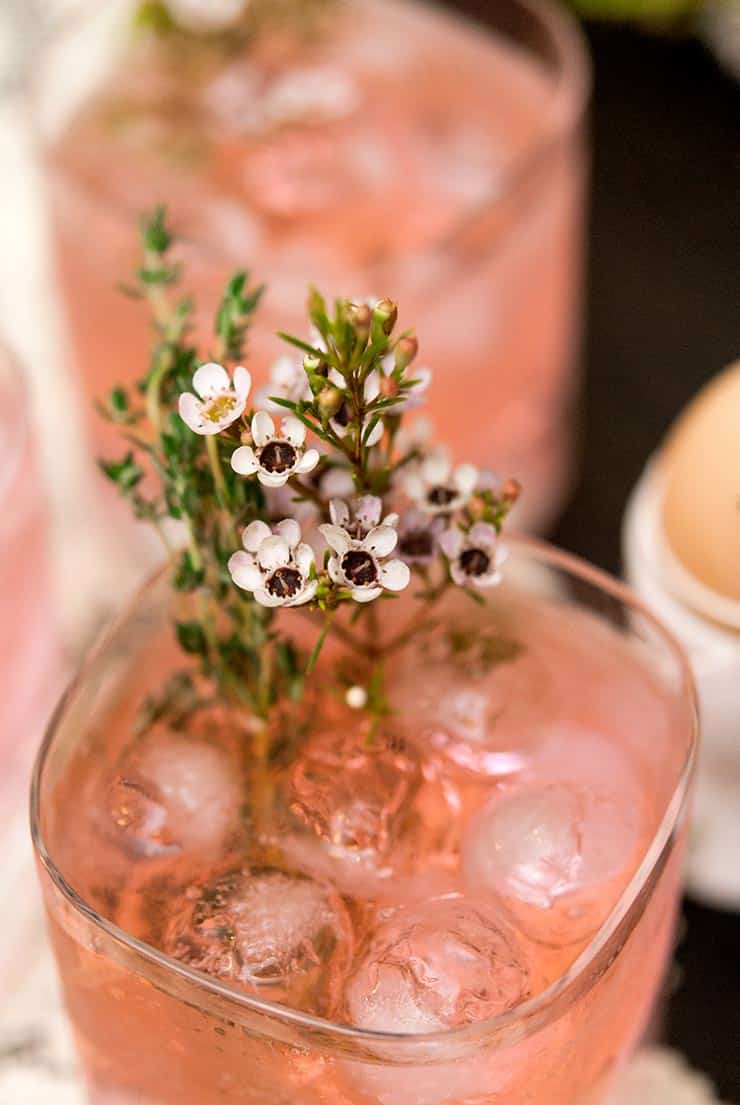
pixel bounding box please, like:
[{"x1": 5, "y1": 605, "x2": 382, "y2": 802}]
[{"x1": 33, "y1": 0, "x2": 589, "y2": 531}]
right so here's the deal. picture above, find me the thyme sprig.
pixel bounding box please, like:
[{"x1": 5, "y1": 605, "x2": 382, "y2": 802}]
[{"x1": 99, "y1": 209, "x2": 519, "y2": 742}]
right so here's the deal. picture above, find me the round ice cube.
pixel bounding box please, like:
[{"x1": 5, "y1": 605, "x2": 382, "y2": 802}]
[
  {"x1": 163, "y1": 866, "x2": 352, "y2": 1015},
  {"x1": 390, "y1": 627, "x2": 551, "y2": 778},
  {"x1": 107, "y1": 731, "x2": 242, "y2": 858},
  {"x1": 341, "y1": 899, "x2": 531, "y2": 1105},
  {"x1": 464, "y1": 752, "x2": 644, "y2": 944},
  {"x1": 465, "y1": 784, "x2": 594, "y2": 909},
  {"x1": 345, "y1": 898, "x2": 532, "y2": 1034},
  {"x1": 290, "y1": 729, "x2": 420, "y2": 860}
]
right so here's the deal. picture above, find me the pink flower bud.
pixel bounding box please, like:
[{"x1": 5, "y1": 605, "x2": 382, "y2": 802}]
[
  {"x1": 317, "y1": 386, "x2": 345, "y2": 420},
  {"x1": 374, "y1": 298, "x2": 398, "y2": 335},
  {"x1": 395, "y1": 335, "x2": 419, "y2": 372}
]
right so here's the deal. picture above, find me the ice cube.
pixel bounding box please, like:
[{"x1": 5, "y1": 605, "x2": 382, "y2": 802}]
[
  {"x1": 465, "y1": 784, "x2": 589, "y2": 910},
  {"x1": 345, "y1": 899, "x2": 533, "y2": 1033},
  {"x1": 163, "y1": 866, "x2": 352, "y2": 1015},
  {"x1": 107, "y1": 731, "x2": 242, "y2": 858},
  {"x1": 412, "y1": 658, "x2": 549, "y2": 778},
  {"x1": 290, "y1": 729, "x2": 421, "y2": 862},
  {"x1": 240, "y1": 131, "x2": 384, "y2": 218},
  {"x1": 463, "y1": 753, "x2": 644, "y2": 944},
  {"x1": 387, "y1": 616, "x2": 551, "y2": 779},
  {"x1": 341, "y1": 899, "x2": 531, "y2": 1105}
]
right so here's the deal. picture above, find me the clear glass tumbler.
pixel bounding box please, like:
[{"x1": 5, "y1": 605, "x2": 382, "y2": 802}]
[
  {"x1": 31, "y1": 0, "x2": 589, "y2": 532},
  {"x1": 32, "y1": 537, "x2": 696, "y2": 1105}
]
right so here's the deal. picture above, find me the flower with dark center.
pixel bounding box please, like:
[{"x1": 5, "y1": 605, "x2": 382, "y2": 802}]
[
  {"x1": 459, "y1": 547, "x2": 491, "y2": 577},
  {"x1": 320, "y1": 506, "x2": 410, "y2": 603},
  {"x1": 427, "y1": 485, "x2": 458, "y2": 508},
  {"x1": 229, "y1": 519, "x2": 317, "y2": 608},
  {"x1": 260, "y1": 440, "x2": 298, "y2": 474},
  {"x1": 266, "y1": 566, "x2": 304, "y2": 599},
  {"x1": 328, "y1": 496, "x2": 399, "y2": 542},
  {"x1": 404, "y1": 452, "x2": 478, "y2": 517},
  {"x1": 341, "y1": 550, "x2": 378, "y2": 588},
  {"x1": 396, "y1": 508, "x2": 446, "y2": 567},
  {"x1": 399, "y1": 530, "x2": 433, "y2": 559},
  {"x1": 231, "y1": 411, "x2": 319, "y2": 488},
  {"x1": 179, "y1": 362, "x2": 251, "y2": 436},
  {"x1": 440, "y1": 523, "x2": 508, "y2": 591}
]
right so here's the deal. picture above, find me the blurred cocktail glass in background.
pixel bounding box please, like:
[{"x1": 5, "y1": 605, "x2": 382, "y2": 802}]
[
  {"x1": 0, "y1": 344, "x2": 60, "y2": 779},
  {"x1": 0, "y1": 341, "x2": 63, "y2": 992},
  {"x1": 31, "y1": 0, "x2": 589, "y2": 535}
]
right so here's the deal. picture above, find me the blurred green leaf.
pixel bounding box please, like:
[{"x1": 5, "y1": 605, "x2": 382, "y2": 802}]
[{"x1": 567, "y1": 0, "x2": 704, "y2": 23}]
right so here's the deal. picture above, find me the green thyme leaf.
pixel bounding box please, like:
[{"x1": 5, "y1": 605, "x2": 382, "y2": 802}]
[
  {"x1": 175, "y1": 621, "x2": 209, "y2": 657},
  {"x1": 174, "y1": 549, "x2": 205, "y2": 592},
  {"x1": 99, "y1": 452, "x2": 144, "y2": 494},
  {"x1": 142, "y1": 206, "x2": 173, "y2": 254}
]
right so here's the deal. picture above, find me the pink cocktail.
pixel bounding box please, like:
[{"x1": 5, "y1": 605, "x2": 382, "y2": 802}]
[
  {"x1": 33, "y1": 0, "x2": 588, "y2": 532},
  {"x1": 33, "y1": 538, "x2": 696, "y2": 1105}
]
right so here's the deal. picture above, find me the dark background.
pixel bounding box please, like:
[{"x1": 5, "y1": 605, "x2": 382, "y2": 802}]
[{"x1": 450, "y1": 7, "x2": 740, "y2": 1101}]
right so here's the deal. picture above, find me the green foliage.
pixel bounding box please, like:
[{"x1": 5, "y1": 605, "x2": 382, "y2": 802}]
[
  {"x1": 99, "y1": 208, "x2": 272, "y2": 715},
  {"x1": 173, "y1": 549, "x2": 205, "y2": 592},
  {"x1": 566, "y1": 0, "x2": 703, "y2": 22},
  {"x1": 99, "y1": 452, "x2": 144, "y2": 494},
  {"x1": 143, "y1": 205, "x2": 173, "y2": 254},
  {"x1": 132, "y1": 1, "x2": 175, "y2": 34},
  {"x1": 175, "y1": 620, "x2": 209, "y2": 656},
  {"x1": 135, "y1": 670, "x2": 203, "y2": 736},
  {"x1": 215, "y1": 271, "x2": 265, "y2": 364},
  {"x1": 98, "y1": 206, "x2": 519, "y2": 739}
]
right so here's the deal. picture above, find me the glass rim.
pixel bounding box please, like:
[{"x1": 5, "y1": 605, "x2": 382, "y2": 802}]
[
  {"x1": 35, "y1": 0, "x2": 591, "y2": 262},
  {"x1": 30, "y1": 533, "x2": 698, "y2": 1057}
]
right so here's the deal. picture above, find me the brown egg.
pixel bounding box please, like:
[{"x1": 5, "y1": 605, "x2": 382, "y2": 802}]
[{"x1": 661, "y1": 360, "x2": 740, "y2": 602}]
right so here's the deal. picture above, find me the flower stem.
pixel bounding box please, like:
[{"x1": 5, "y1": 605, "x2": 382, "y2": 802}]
[
  {"x1": 206, "y1": 432, "x2": 242, "y2": 550},
  {"x1": 258, "y1": 639, "x2": 274, "y2": 718},
  {"x1": 288, "y1": 476, "x2": 325, "y2": 510},
  {"x1": 382, "y1": 576, "x2": 450, "y2": 655},
  {"x1": 206, "y1": 433, "x2": 229, "y2": 506},
  {"x1": 305, "y1": 610, "x2": 335, "y2": 675},
  {"x1": 145, "y1": 357, "x2": 168, "y2": 438},
  {"x1": 184, "y1": 519, "x2": 204, "y2": 574}
]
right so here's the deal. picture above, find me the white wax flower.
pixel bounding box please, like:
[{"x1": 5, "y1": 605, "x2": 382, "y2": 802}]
[
  {"x1": 328, "y1": 496, "x2": 399, "y2": 539},
  {"x1": 178, "y1": 362, "x2": 251, "y2": 436},
  {"x1": 404, "y1": 452, "x2": 478, "y2": 516},
  {"x1": 256, "y1": 354, "x2": 311, "y2": 413},
  {"x1": 320, "y1": 506, "x2": 410, "y2": 603},
  {"x1": 229, "y1": 519, "x2": 317, "y2": 608},
  {"x1": 231, "y1": 412, "x2": 319, "y2": 488},
  {"x1": 440, "y1": 522, "x2": 508, "y2": 590},
  {"x1": 165, "y1": 0, "x2": 250, "y2": 33}
]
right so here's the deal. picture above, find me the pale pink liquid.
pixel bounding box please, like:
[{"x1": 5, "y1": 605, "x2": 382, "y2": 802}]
[
  {"x1": 39, "y1": 0, "x2": 586, "y2": 531},
  {"x1": 38, "y1": 582, "x2": 689, "y2": 1105}
]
